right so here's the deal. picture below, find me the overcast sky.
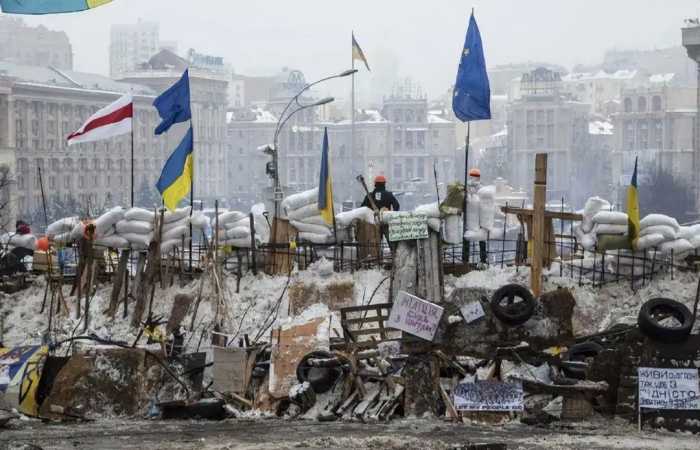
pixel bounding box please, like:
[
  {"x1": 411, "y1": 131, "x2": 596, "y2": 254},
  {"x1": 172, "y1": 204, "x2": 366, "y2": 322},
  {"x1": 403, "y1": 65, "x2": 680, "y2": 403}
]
[{"x1": 18, "y1": 0, "x2": 700, "y2": 99}]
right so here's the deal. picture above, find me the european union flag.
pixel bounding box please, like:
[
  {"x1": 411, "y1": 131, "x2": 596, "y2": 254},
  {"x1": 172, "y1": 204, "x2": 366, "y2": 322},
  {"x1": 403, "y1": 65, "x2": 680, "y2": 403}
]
[
  {"x1": 452, "y1": 12, "x2": 491, "y2": 122},
  {"x1": 153, "y1": 69, "x2": 191, "y2": 135}
]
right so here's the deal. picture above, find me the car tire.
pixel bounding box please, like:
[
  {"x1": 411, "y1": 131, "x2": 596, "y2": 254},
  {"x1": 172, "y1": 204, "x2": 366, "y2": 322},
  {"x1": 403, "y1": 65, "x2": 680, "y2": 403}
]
[
  {"x1": 562, "y1": 341, "x2": 603, "y2": 379},
  {"x1": 490, "y1": 284, "x2": 536, "y2": 326},
  {"x1": 637, "y1": 297, "x2": 692, "y2": 343},
  {"x1": 296, "y1": 350, "x2": 342, "y2": 394}
]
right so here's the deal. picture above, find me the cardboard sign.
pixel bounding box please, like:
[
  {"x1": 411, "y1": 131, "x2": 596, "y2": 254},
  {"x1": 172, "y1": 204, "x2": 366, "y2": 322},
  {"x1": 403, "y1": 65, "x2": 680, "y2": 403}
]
[
  {"x1": 387, "y1": 291, "x2": 443, "y2": 341},
  {"x1": 460, "y1": 301, "x2": 485, "y2": 323},
  {"x1": 638, "y1": 367, "x2": 700, "y2": 410},
  {"x1": 388, "y1": 214, "x2": 429, "y2": 242},
  {"x1": 453, "y1": 381, "x2": 524, "y2": 412}
]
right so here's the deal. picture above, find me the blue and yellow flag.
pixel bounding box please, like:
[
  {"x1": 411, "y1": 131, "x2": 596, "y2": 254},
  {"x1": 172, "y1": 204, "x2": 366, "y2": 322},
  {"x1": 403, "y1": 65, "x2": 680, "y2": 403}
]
[
  {"x1": 156, "y1": 127, "x2": 193, "y2": 211},
  {"x1": 318, "y1": 128, "x2": 334, "y2": 225},
  {"x1": 154, "y1": 70, "x2": 191, "y2": 136},
  {"x1": 627, "y1": 157, "x2": 641, "y2": 249},
  {"x1": 452, "y1": 12, "x2": 491, "y2": 122},
  {"x1": 352, "y1": 33, "x2": 370, "y2": 71},
  {"x1": 0, "y1": 0, "x2": 111, "y2": 14}
]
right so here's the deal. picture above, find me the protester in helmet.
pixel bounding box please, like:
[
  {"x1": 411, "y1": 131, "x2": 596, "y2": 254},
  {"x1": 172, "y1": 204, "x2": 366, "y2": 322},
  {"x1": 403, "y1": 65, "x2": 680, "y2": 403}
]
[{"x1": 361, "y1": 175, "x2": 400, "y2": 211}]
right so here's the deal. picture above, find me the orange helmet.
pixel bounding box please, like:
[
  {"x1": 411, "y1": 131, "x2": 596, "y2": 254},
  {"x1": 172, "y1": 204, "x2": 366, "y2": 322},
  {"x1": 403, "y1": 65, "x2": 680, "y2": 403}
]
[
  {"x1": 468, "y1": 168, "x2": 481, "y2": 178},
  {"x1": 374, "y1": 175, "x2": 387, "y2": 183}
]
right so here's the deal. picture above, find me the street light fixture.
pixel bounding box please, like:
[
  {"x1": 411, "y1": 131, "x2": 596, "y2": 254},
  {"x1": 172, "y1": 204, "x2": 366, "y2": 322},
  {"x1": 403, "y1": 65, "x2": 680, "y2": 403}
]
[{"x1": 265, "y1": 70, "x2": 353, "y2": 219}]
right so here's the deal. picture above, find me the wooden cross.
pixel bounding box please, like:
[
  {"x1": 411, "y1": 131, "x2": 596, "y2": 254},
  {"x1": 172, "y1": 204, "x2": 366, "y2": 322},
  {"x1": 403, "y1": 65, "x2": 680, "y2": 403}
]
[{"x1": 500, "y1": 153, "x2": 583, "y2": 296}]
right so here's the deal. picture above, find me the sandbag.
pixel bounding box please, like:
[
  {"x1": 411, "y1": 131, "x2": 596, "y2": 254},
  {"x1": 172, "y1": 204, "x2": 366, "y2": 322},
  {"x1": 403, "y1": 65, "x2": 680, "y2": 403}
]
[
  {"x1": 7, "y1": 234, "x2": 37, "y2": 250},
  {"x1": 218, "y1": 210, "x2": 247, "y2": 226},
  {"x1": 95, "y1": 207, "x2": 125, "y2": 236},
  {"x1": 282, "y1": 188, "x2": 318, "y2": 211},
  {"x1": 594, "y1": 224, "x2": 628, "y2": 235},
  {"x1": 53, "y1": 232, "x2": 73, "y2": 245},
  {"x1": 414, "y1": 202, "x2": 440, "y2": 218},
  {"x1": 639, "y1": 225, "x2": 676, "y2": 241},
  {"x1": 162, "y1": 206, "x2": 191, "y2": 224},
  {"x1": 298, "y1": 231, "x2": 335, "y2": 244},
  {"x1": 336, "y1": 208, "x2": 374, "y2": 228},
  {"x1": 121, "y1": 232, "x2": 152, "y2": 248},
  {"x1": 477, "y1": 185, "x2": 496, "y2": 200},
  {"x1": 115, "y1": 220, "x2": 153, "y2": 235},
  {"x1": 443, "y1": 215, "x2": 461, "y2": 245},
  {"x1": 125, "y1": 207, "x2": 156, "y2": 223},
  {"x1": 635, "y1": 233, "x2": 665, "y2": 250},
  {"x1": 94, "y1": 235, "x2": 130, "y2": 249},
  {"x1": 162, "y1": 225, "x2": 189, "y2": 241},
  {"x1": 479, "y1": 196, "x2": 495, "y2": 230},
  {"x1": 592, "y1": 211, "x2": 628, "y2": 225},
  {"x1": 225, "y1": 226, "x2": 251, "y2": 240},
  {"x1": 688, "y1": 234, "x2": 700, "y2": 249},
  {"x1": 580, "y1": 233, "x2": 597, "y2": 251},
  {"x1": 161, "y1": 216, "x2": 189, "y2": 235},
  {"x1": 161, "y1": 237, "x2": 190, "y2": 254},
  {"x1": 677, "y1": 224, "x2": 700, "y2": 240},
  {"x1": 659, "y1": 238, "x2": 693, "y2": 255},
  {"x1": 427, "y1": 218, "x2": 441, "y2": 232},
  {"x1": 466, "y1": 193, "x2": 480, "y2": 231},
  {"x1": 287, "y1": 203, "x2": 319, "y2": 221},
  {"x1": 640, "y1": 214, "x2": 680, "y2": 231},
  {"x1": 190, "y1": 213, "x2": 210, "y2": 230},
  {"x1": 464, "y1": 229, "x2": 488, "y2": 242},
  {"x1": 219, "y1": 237, "x2": 255, "y2": 248},
  {"x1": 70, "y1": 222, "x2": 85, "y2": 241},
  {"x1": 290, "y1": 220, "x2": 332, "y2": 236},
  {"x1": 46, "y1": 217, "x2": 79, "y2": 237},
  {"x1": 582, "y1": 197, "x2": 611, "y2": 233}
]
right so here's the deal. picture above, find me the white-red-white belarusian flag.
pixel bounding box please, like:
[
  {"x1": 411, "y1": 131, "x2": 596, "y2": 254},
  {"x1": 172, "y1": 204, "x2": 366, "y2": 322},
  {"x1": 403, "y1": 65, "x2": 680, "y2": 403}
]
[{"x1": 67, "y1": 94, "x2": 133, "y2": 145}]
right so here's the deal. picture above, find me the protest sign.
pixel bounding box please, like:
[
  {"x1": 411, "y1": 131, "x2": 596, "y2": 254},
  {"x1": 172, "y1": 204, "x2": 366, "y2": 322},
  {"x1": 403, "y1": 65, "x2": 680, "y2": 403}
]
[
  {"x1": 387, "y1": 291, "x2": 443, "y2": 341},
  {"x1": 388, "y1": 214, "x2": 428, "y2": 242},
  {"x1": 460, "y1": 301, "x2": 485, "y2": 323},
  {"x1": 453, "y1": 380, "x2": 524, "y2": 412},
  {"x1": 638, "y1": 367, "x2": 700, "y2": 410}
]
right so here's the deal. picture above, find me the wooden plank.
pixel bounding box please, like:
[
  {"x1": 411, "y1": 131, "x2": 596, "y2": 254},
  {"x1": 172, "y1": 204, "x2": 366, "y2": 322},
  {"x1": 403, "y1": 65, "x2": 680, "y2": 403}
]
[
  {"x1": 501, "y1": 206, "x2": 583, "y2": 222},
  {"x1": 106, "y1": 249, "x2": 129, "y2": 319},
  {"x1": 268, "y1": 318, "x2": 324, "y2": 398},
  {"x1": 340, "y1": 302, "x2": 393, "y2": 314},
  {"x1": 531, "y1": 153, "x2": 547, "y2": 297},
  {"x1": 212, "y1": 346, "x2": 248, "y2": 394}
]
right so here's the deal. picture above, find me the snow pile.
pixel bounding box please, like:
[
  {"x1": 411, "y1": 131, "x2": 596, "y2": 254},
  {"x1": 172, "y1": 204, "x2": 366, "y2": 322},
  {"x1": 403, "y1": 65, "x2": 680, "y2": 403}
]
[
  {"x1": 215, "y1": 204, "x2": 268, "y2": 248},
  {"x1": 283, "y1": 188, "x2": 334, "y2": 244}
]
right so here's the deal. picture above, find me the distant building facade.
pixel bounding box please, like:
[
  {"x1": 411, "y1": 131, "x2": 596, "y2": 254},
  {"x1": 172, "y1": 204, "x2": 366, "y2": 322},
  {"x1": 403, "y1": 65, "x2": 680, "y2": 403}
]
[
  {"x1": 0, "y1": 16, "x2": 73, "y2": 70},
  {"x1": 226, "y1": 70, "x2": 456, "y2": 211},
  {"x1": 110, "y1": 20, "x2": 159, "y2": 79}
]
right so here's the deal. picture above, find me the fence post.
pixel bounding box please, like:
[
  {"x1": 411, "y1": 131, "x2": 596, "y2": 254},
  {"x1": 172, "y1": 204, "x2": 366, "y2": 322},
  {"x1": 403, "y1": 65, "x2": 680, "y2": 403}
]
[{"x1": 249, "y1": 213, "x2": 257, "y2": 275}]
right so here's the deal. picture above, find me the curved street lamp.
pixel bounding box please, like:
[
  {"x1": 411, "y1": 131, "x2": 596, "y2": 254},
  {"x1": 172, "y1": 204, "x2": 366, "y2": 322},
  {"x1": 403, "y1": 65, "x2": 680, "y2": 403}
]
[{"x1": 268, "y1": 69, "x2": 356, "y2": 218}]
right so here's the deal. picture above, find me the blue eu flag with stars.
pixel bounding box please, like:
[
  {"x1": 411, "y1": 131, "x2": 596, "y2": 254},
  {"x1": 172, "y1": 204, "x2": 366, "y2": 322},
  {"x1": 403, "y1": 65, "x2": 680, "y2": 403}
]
[{"x1": 452, "y1": 12, "x2": 491, "y2": 122}]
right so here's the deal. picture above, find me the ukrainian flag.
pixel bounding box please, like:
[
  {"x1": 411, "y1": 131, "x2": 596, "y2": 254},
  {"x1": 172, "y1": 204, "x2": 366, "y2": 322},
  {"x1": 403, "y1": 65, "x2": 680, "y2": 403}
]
[
  {"x1": 318, "y1": 128, "x2": 334, "y2": 225},
  {"x1": 157, "y1": 127, "x2": 193, "y2": 211},
  {"x1": 352, "y1": 33, "x2": 370, "y2": 71},
  {"x1": 0, "y1": 0, "x2": 111, "y2": 14},
  {"x1": 627, "y1": 157, "x2": 640, "y2": 249}
]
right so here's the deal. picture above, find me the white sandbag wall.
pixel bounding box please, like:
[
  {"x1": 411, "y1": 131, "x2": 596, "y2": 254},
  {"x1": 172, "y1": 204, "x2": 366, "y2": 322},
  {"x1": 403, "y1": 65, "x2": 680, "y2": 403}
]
[
  {"x1": 283, "y1": 188, "x2": 333, "y2": 244},
  {"x1": 215, "y1": 204, "x2": 269, "y2": 248}
]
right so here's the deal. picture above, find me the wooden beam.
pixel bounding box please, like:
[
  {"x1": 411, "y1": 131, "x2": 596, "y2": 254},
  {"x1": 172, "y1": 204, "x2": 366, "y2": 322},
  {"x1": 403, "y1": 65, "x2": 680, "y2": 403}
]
[
  {"x1": 500, "y1": 206, "x2": 583, "y2": 222},
  {"x1": 531, "y1": 153, "x2": 547, "y2": 297}
]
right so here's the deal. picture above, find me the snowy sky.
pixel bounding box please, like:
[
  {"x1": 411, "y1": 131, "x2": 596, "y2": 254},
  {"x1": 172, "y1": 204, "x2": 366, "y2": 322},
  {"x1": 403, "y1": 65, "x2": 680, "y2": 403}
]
[{"x1": 18, "y1": 0, "x2": 700, "y2": 98}]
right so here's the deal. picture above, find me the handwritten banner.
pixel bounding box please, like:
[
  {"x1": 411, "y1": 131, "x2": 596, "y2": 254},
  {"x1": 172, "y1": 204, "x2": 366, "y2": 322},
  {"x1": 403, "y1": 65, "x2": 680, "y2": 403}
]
[
  {"x1": 638, "y1": 367, "x2": 700, "y2": 410},
  {"x1": 460, "y1": 301, "x2": 485, "y2": 324},
  {"x1": 453, "y1": 381, "x2": 524, "y2": 412},
  {"x1": 387, "y1": 291, "x2": 443, "y2": 341},
  {"x1": 388, "y1": 214, "x2": 429, "y2": 242}
]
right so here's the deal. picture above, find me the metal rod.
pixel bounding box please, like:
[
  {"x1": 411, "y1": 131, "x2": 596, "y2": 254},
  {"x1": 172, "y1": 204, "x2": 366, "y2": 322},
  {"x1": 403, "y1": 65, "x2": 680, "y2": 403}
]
[
  {"x1": 131, "y1": 118, "x2": 135, "y2": 208},
  {"x1": 462, "y1": 122, "x2": 471, "y2": 265},
  {"x1": 37, "y1": 165, "x2": 49, "y2": 228}
]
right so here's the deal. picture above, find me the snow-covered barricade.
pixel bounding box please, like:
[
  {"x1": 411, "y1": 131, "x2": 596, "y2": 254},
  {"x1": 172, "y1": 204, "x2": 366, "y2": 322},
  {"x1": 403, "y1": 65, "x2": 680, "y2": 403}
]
[
  {"x1": 283, "y1": 188, "x2": 334, "y2": 244},
  {"x1": 215, "y1": 203, "x2": 269, "y2": 248}
]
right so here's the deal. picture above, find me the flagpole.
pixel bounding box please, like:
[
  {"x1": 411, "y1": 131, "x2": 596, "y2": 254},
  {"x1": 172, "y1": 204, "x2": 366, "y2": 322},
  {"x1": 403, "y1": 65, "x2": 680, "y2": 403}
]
[
  {"x1": 462, "y1": 122, "x2": 471, "y2": 265},
  {"x1": 130, "y1": 117, "x2": 135, "y2": 208},
  {"x1": 351, "y1": 32, "x2": 356, "y2": 187},
  {"x1": 188, "y1": 75, "x2": 194, "y2": 272}
]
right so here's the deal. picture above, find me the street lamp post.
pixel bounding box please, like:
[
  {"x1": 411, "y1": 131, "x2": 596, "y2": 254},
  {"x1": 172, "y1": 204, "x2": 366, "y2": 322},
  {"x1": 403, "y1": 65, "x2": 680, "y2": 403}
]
[{"x1": 266, "y1": 69, "x2": 357, "y2": 219}]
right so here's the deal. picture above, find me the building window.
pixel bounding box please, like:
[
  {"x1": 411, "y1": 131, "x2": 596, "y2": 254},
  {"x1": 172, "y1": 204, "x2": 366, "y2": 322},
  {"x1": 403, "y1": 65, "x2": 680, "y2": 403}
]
[
  {"x1": 79, "y1": 176, "x2": 85, "y2": 189},
  {"x1": 64, "y1": 176, "x2": 71, "y2": 189},
  {"x1": 638, "y1": 97, "x2": 647, "y2": 113},
  {"x1": 49, "y1": 176, "x2": 56, "y2": 189},
  {"x1": 393, "y1": 162, "x2": 402, "y2": 179},
  {"x1": 652, "y1": 95, "x2": 662, "y2": 112},
  {"x1": 624, "y1": 98, "x2": 632, "y2": 113},
  {"x1": 17, "y1": 175, "x2": 25, "y2": 190}
]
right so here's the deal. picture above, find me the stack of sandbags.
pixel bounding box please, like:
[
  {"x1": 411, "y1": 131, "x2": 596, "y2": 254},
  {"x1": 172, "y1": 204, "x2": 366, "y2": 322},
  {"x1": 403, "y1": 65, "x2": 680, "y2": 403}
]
[
  {"x1": 0, "y1": 233, "x2": 37, "y2": 251},
  {"x1": 158, "y1": 206, "x2": 192, "y2": 253},
  {"x1": 284, "y1": 189, "x2": 334, "y2": 244},
  {"x1": 678, "y1": 224, "x2": 700, "y2": 249},
  {"x1": 414, "y1": 202, "x2": 442, "y2": 232},
  {"x1": 639, "y1": 214, "x2": 690, "y2": 256},
  {"x1": 463, "y1": 185, "x2": 499, "y2": 242},
  {"x1": 46, "y1": 217, "x2": 80, "y2": 244},
  {"x1": 335, "y1": 207, "x2": 375, "y2": 228},
  {"x1": 591, "y1": 210, "x2": 628, "y2": 236},
  {"x1": 119, "y1": 207, "x2": 156, "y2": 249},
  {"x1": 216, "y1": 210, "x2": 254, "y2": 247},
  {"x1": 581, "y1": 197, "x2": 610, "y2": 233}
]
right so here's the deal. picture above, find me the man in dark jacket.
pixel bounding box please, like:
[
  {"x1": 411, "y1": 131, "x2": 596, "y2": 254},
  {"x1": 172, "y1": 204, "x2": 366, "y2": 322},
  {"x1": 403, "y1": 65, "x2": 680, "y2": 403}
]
[{"x1": 361, "y1": 175, "x2": 400, "y2": 211}]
